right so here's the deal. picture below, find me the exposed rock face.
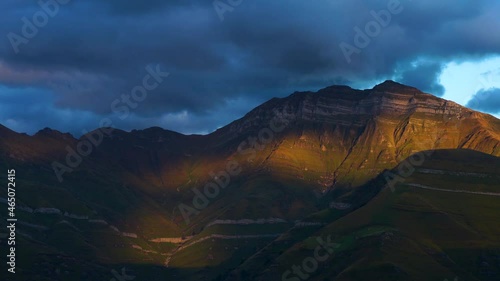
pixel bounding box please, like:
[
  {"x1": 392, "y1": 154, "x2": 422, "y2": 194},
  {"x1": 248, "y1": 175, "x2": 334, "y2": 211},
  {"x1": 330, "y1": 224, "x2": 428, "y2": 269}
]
[
  {"x1": 226, "y1": 80, "x2": 483, "y2": 135},
  {"x1": 211, "y1": 80, "x2": 499, "y2": 187}
]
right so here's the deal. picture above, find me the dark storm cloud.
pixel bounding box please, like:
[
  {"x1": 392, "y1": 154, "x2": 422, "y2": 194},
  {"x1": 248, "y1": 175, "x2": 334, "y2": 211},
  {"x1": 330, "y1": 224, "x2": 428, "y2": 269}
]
[
  {"x1": 0, "y1": 0, "x2": 499, "y2": 135},
  {"x1": 395, "y1": 61, "x2": 445, "y2": 96},
  {"x1": 466, "y1": 88, "x2": 500, "y2": 114},
  {"x1": 0, "y1": 86, "x2": 99, "y2": 135}
]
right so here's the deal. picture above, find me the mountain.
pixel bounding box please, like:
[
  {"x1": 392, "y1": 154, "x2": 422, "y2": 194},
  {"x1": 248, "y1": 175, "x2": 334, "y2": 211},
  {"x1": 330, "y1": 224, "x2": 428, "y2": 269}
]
[{"x1": 0, "y1": 81, "x2": 499, "y2": 281}]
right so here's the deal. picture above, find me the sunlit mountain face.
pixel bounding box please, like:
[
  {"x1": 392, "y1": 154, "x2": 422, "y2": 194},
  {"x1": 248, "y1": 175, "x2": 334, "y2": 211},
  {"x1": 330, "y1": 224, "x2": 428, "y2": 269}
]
[{"x1": 1, "y1": 1, "x2": 500, "y2": 281}]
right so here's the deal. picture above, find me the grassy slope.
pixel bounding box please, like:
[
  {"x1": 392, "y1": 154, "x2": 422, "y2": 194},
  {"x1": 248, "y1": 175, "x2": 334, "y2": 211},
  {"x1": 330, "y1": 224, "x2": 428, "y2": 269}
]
[{"x1": 247, "y1": 149, "x2": 500, "y2": 281}]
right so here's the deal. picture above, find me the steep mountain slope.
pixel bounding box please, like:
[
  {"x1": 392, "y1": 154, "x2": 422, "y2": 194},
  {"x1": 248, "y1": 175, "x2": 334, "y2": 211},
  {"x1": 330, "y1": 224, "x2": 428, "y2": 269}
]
[
  {"x1": 218, "y1": 80, "x2": 499, "y2": 187},
  {"x1": 163, "y1": 81, "x2": 500, "y2": 230},
  {"x1": 0, "y1": 81, "x2": 499, "y2": 281},
  {"x1": 242, "y1": 149, "x2": 500, "y2": 281}
]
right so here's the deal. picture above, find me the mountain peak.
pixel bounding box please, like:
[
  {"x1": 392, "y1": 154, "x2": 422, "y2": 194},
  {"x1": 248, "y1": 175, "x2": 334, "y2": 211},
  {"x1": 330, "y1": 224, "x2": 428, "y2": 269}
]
[
  {"x1": 0, "y1": 124, "x2": 16, "y2": 136},
  {"x1": 35, "y1": 127, "x2": 74, "y2": 140},
  {"x1": 319, "y1": 84, "x2": 353, "y2": 92},
  {"x1": 372, "y1": 80, "x2": 420, "y2": 94}
]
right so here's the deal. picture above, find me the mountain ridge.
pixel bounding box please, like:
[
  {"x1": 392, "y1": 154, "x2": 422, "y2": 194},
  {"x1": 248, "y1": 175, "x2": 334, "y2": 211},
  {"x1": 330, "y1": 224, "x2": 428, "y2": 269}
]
[
  {"x1": 4, "y1": 80, "x2": 499, "y2": 139},
  {"x1": 1, "y1": 80, "x2": 499, "y2": 187}
]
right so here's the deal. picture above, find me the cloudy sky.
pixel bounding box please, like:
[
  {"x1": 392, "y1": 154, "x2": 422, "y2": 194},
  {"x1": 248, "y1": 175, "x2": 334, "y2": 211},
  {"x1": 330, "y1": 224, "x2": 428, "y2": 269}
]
[{"x1": 1, "y1": 0, "x2": 499, "y2": 136}]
